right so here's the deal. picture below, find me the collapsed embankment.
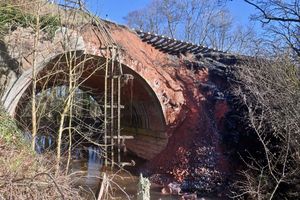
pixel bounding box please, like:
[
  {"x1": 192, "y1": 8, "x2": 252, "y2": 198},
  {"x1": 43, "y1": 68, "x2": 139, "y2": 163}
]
[{"x1": 144, "y1": 53, "x2": 240, "y2": 196}]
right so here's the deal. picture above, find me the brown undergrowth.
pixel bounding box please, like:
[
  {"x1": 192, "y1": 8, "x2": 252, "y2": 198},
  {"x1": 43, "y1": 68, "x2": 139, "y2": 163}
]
[{"x1": 0, "y1": 107, "x2": 87, "y2": 199}]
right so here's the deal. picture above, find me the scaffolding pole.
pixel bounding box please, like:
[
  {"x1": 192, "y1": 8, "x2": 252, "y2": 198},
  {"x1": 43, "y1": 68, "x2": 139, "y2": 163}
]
[
  {"x1": 104, "y1": 47, "x2": 109, "y2": 167},
  {"x1": 103, "y1": 45, "x2": 133, "y2": 168},
  {"x1": 110, "y1": 46, "x2": 115, "y2": 168},
  {"x1": 117, "y1": 60, "x2": 122, "y2": 165},
  {"x1": 93, "y1": 17, "x2": 133, "y2": 168}
]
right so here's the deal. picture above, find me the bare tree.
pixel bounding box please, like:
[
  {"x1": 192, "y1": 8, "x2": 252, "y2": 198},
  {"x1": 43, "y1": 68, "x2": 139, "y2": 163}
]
[
  {"x1": 124, "y1": 1, "x2": 163, "y2": 34},
  {"x1": 125, "y1": 0, "x2": 258, "y2": 54},
  {"x1": 243, "y1": 0, "x2": 300, "y2": 57},
  {"x1": 31, "y1": 0, "x2": 42, "y2": 151},
  {"x1": 231, "y1": 56, "x2": 300, "y2": 199}
]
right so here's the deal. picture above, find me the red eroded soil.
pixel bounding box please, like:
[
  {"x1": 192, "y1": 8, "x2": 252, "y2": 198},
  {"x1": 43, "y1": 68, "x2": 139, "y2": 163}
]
[{"x1": 147, "y1": 64, "x2": 231, "y2": 193}]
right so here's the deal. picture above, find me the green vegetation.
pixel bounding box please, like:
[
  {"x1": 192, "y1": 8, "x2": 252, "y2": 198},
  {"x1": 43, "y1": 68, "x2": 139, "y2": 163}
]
[
  {"x1": 0, "y1": 106, "x2": 26, "y2": 146},
  {"x1": 0, "y1": 106, "x2": 37, "y2": 181},
  {"x1": 0, "y1": 4, "x2": 60, "y2": 38},
  {"x1": 0, "y1": 105, "x2": 35, "y2": 167},
  {"x1": 40, "y1": 14, "x2": 61, "y2": 38}
]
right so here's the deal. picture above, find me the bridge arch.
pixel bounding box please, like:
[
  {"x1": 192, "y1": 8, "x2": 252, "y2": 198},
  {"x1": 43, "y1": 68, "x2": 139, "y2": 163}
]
[{"x1": 2, "y1": 51, "x2": 168, "y2": 160}]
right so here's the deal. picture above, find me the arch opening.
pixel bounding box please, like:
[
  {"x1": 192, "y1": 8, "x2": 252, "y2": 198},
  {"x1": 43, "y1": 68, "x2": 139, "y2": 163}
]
[{"x1": 8, "y1": 52, "x2": 167, "y2": 161}]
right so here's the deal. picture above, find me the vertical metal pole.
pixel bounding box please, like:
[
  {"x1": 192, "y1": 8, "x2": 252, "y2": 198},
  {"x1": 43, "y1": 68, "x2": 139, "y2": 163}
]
[
  {"x1": 110, "y1": 47, "x2": 115, "y2": 168},
  {"x1": 117, "y1": 49, "x2": 123, "y2": 166},
  {"x1": 117, "y1": 74, "x2": 121, "y2": 165},
  {"x1": 104, "y1": 47, "x2": 108, "y2": 167}
]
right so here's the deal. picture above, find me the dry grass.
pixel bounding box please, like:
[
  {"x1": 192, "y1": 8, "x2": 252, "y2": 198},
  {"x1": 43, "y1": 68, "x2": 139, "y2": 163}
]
[
  {"x1": 0, "y1": 107, "x2": 87, "y2": 199},
  {"x1": 1, "y1": 0, "x2": 93, "y2": 27}
]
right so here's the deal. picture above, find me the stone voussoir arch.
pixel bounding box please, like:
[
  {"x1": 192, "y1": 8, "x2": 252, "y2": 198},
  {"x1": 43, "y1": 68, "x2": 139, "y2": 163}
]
[{"x1": 2, "y1": 49, "x2": 168, "y2": 160}]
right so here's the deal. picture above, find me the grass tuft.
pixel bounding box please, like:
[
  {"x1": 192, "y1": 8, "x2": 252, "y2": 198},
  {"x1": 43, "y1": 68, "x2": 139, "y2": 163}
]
[{"x1": 0, "y1": 4, "x2": 61, "y2": 38}]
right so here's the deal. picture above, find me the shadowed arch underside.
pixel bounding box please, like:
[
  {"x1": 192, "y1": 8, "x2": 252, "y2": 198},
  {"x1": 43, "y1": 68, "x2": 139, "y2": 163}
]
[{"x1": 3, "y1": 52, "x2": 167, "y2": 160}]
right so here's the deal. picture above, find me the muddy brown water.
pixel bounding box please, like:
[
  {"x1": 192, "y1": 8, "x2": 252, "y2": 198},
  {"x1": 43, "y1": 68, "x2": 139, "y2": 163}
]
[
  {"x1": 69, "y1": 148, "x2": 220, "y2": 200},
  {"x1": 34, "y1": 136, "x2": 180, "y2": 199},
  {"x1": 34, "y1": 137, "x2": 220, "y2": 200},
  {"x1": 71, "y1": 147, "x2": 180, "y2": 200}
]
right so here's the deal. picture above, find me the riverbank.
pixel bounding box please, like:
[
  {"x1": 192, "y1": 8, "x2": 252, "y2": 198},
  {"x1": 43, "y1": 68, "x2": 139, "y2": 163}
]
[{"x1": 0, "y1": 108, "x2": 83, "y2": 199}]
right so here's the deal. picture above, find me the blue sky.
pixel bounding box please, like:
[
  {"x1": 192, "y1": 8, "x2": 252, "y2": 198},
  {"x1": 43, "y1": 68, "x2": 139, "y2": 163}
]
[{"x1": 84, "y1": 0, "x2": 258, "y2": 27}]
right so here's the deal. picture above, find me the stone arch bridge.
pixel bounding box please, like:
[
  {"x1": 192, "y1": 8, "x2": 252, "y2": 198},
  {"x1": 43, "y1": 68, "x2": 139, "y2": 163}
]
[{"x1": 0, "y1": 20, "x2": 240, "y2": 179}]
